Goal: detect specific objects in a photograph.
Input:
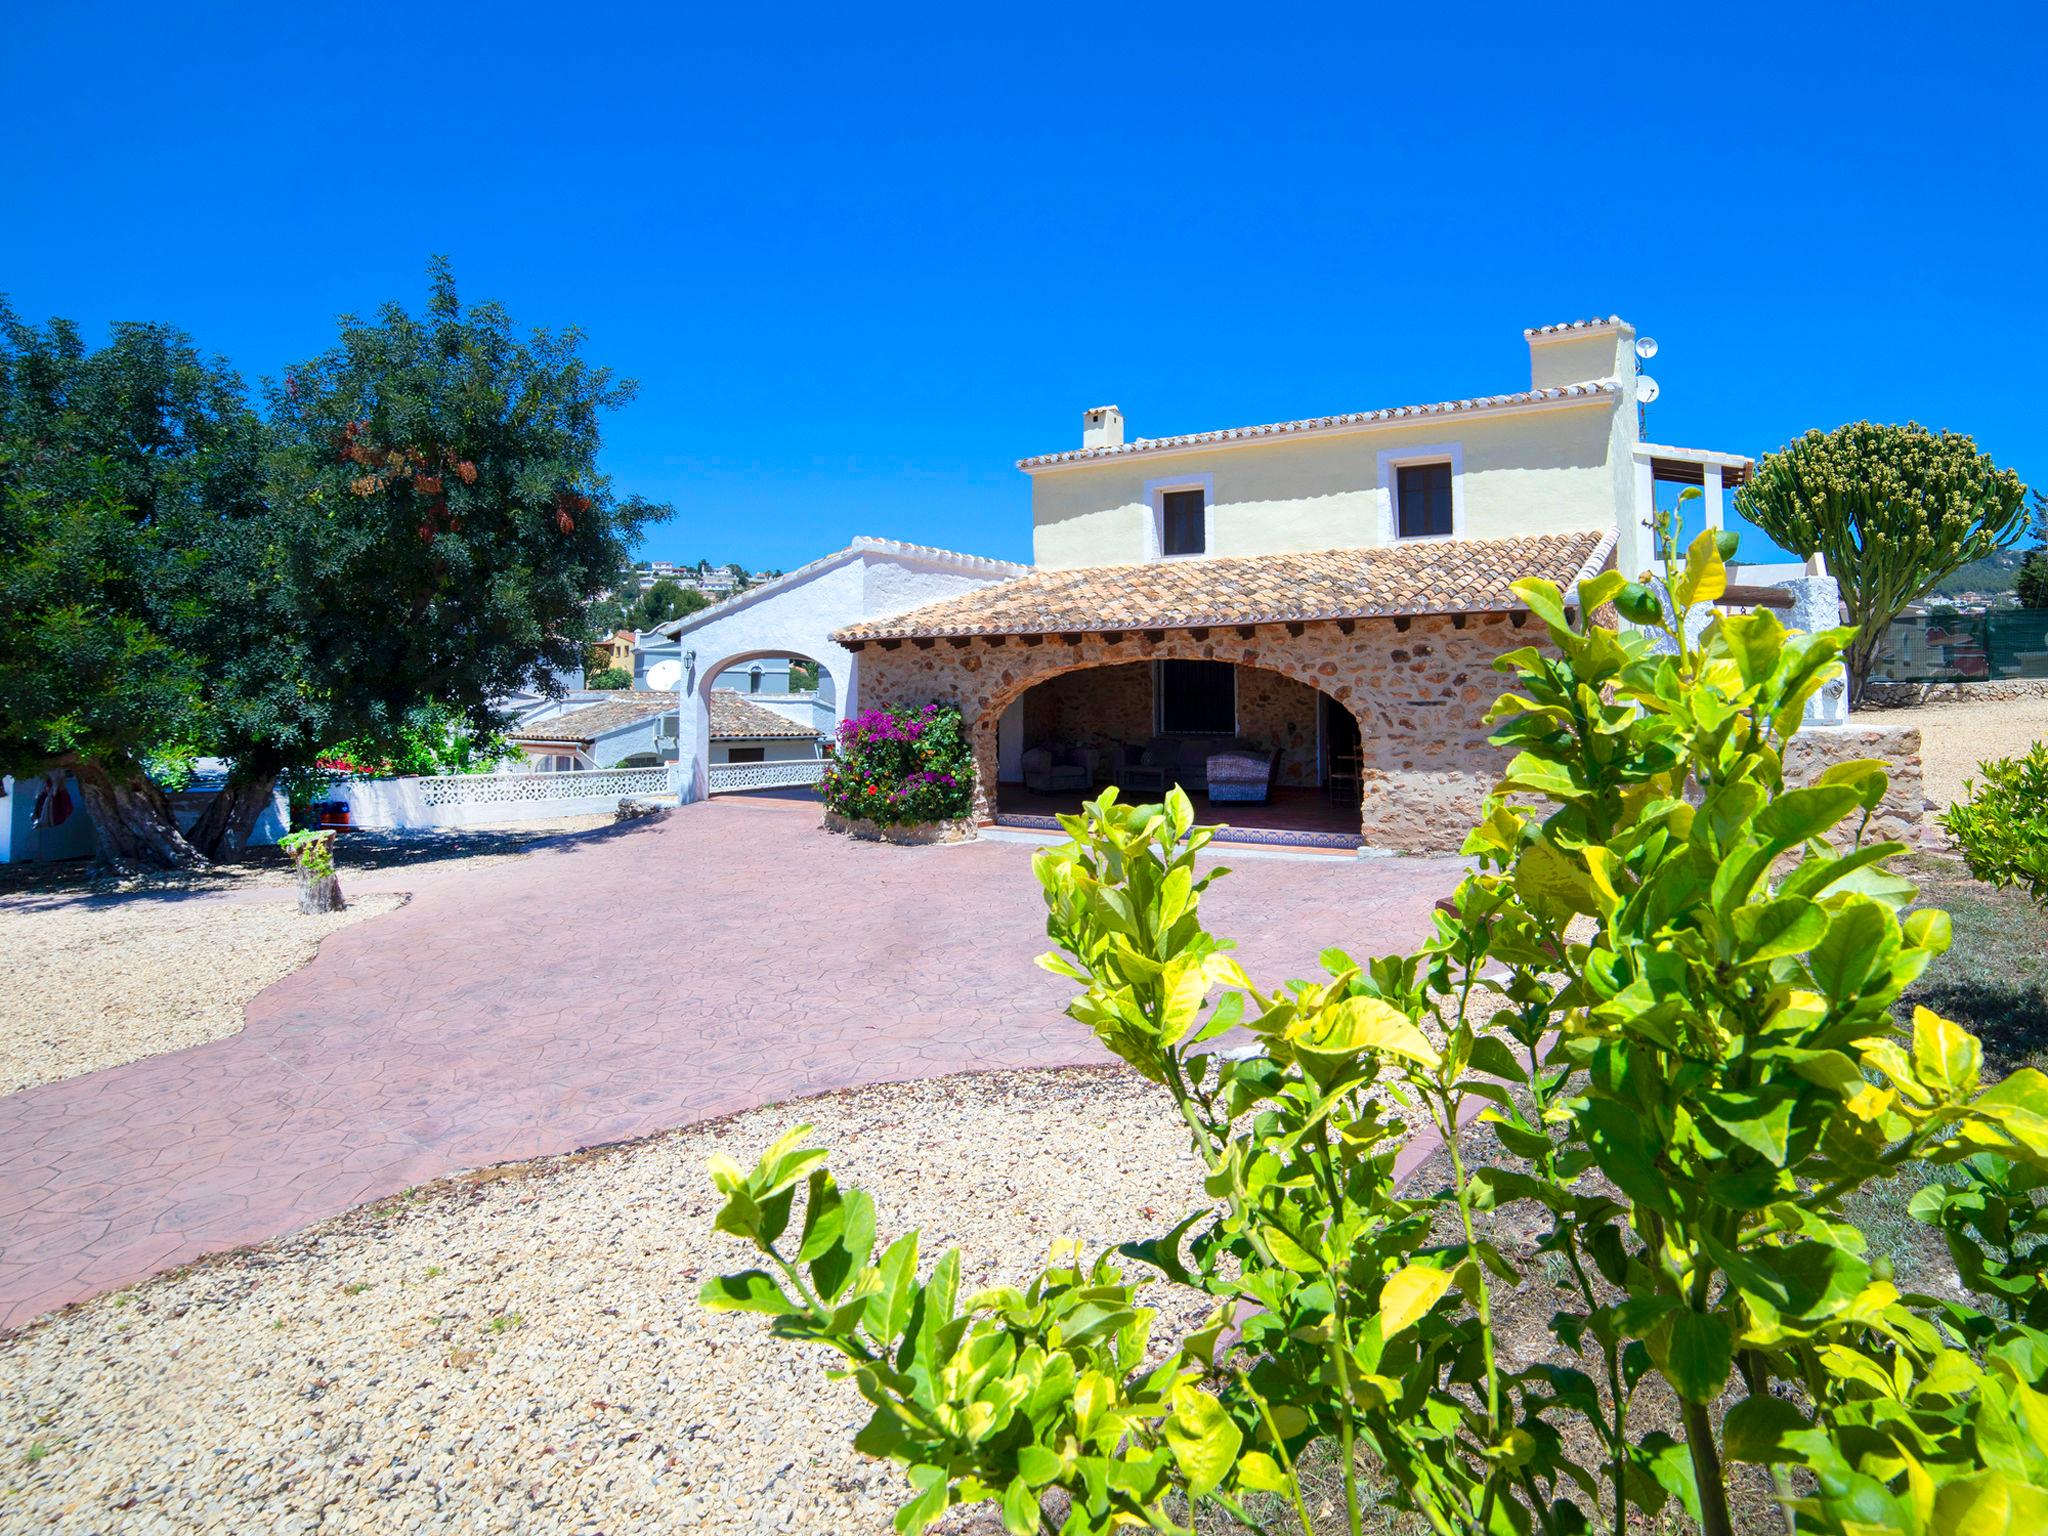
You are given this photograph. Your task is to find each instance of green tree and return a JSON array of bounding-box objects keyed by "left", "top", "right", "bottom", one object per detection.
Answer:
[
  {"left": 585, "top": 666, "right": 632, "bottom": 689},
  {"left": 1735, "top": 422, "right": 2028, "bottom": 699},
  {"left": 2016, "top": 493, "right": 2048, "bottom": 609},
  {"left": 629, "top": 578, "right": 708, "bottom": 629},
  {"left": 0, "top": 306, "right": 271, "bottom": 867},
  {"left": 204, "top": 258, "right": 670, "bottom": 855}
]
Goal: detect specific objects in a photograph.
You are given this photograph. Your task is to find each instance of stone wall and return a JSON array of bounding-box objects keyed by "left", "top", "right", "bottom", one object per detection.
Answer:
[
  {"left": 1859, "top": 677, "right": 2048, "bottom": 710},
  {"left": 1019, "top": 661, "right": 1325, "bottom": 787},
  {"left": 853, "top": 614, "right": 1536, "bottom": 852},
  {"left": 1782, "top": 723, "right": 1930, "bottom": 848}
]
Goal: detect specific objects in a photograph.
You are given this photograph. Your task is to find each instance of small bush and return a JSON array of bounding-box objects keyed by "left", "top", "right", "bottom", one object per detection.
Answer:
[
  {"left": 1942, "top": 742, "right": 2048, "bottom": 909},
  {"left": 821, "top": 703, "right": 972, "bottom": 826},
  {"left": 585, "top": 666, "right": 632, "bottom": 690},
  {"left": 706, "top": 528, "right": 2048, "bottom": 1536}
]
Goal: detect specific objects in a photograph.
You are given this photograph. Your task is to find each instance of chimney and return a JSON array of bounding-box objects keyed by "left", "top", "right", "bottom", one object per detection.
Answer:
[{"left": 1082, "top": 405, "right": 1124, "bottom": 450}]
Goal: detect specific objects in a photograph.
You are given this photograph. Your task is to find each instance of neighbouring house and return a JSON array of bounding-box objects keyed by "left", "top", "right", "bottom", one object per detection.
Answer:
[
  {"left": 591, "top": 629, "right": 637, "bottom": 674},
  {"left": 650, "top": 538, "right": 1027, "bottom": 799},
  {"left": 508, "top": 690, "right": 680, "bottom": 771},
  {"left": 828, "top": 315, "right": 1923, "bottom": 851},
  {"left": 706, "top": 691, "right": 826, "bottom": 766}
]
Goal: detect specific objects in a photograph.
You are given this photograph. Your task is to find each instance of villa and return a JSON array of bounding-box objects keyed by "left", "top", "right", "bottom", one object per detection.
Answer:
[{"left": 659, "top": 316, "right": 1919, "bottom": 849}]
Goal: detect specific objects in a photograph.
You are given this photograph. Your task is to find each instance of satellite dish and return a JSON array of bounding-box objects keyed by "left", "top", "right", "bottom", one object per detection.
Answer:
[
  {"left": 1635, "top": 336, "right": 1659, "bottom": 360},
  {"left": 646, "top": 659, "right": 683, "bottom": 690},
  {"left": 1637, "top": 376, "right": 1661, "bottom": 404}
]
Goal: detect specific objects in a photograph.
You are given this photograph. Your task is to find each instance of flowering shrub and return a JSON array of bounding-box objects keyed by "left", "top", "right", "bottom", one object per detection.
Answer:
[{"left": 821, "top": 703, "right": 973, "bottom": 827}]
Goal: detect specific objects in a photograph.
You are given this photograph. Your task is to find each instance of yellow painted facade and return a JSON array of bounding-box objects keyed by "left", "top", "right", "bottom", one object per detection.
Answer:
[{"left": 1025, "top": 323, "right": 1642, "bottom": 570}]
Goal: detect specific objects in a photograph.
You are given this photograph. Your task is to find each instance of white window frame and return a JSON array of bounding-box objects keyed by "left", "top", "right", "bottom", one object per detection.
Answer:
[
  {"left": 1377, "top": 442, "right": 1465, "bottom": 543},
  {"left": 1144, "top": 471, "right": 1216, "bottom": 561}
]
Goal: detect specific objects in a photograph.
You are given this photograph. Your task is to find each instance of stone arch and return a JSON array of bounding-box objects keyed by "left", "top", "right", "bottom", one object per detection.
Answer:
[
  {"left": 951, "top": 632, "right": 1372, "bottom": 836},
  {"left": 852, "top": 613, "right": 1526, "bottom": 852}
]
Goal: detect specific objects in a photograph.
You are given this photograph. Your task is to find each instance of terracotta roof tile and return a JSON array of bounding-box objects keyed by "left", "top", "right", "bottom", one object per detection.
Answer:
[
  {"left": 1016, "top": 383, "right": 1618, "bottom": 469},
  {"left": 509, "top": 692, "right": 677, "bottom": 746},
  {"left": 833, "top": 531, "right": 1615, "bottom": 642},
  {"left": 706, "top": 692, "right": 820, "bottom": 739}
]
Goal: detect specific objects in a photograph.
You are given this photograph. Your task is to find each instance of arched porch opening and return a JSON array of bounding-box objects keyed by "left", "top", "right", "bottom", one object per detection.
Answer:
[
  {"left": 687, "top": 646, "right": 840, "bottom": 798},
  {"left": 984, "top": 653, "right": 1370, "bottom": 848}
]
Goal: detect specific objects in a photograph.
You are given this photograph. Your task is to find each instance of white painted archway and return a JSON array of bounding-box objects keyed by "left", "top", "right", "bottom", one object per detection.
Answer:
[{"left": 650, "top": 538, "right": 1025, "bottom": 802}]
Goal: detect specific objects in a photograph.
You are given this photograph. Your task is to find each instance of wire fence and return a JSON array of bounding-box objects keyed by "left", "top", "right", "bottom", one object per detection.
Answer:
[{"left": 1868, "top": 609, "right": 2048, "bottom": 684}]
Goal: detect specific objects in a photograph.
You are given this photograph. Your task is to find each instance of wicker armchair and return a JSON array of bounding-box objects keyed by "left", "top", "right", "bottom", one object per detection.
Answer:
[{"left": 1204, "top": 744, "right": 1280, "bottom": 804}]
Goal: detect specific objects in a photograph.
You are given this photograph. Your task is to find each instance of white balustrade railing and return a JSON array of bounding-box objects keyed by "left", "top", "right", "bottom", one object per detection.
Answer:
[
  {"left": 707, "top": 759, "right": 826, "bottom": 794},
  {"left": 416, "top": 767, "right": 673, "bottom": 808}
]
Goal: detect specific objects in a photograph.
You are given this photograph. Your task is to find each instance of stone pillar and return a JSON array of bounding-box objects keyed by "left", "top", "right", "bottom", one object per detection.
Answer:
[{"left": 1701, "top": 463, "right": 1724, "bottom": 531}]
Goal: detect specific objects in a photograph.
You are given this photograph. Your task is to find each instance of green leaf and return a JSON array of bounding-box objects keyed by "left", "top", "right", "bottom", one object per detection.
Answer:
[
  {"left": 1165, "top": 1383, "right": 1242, "bottom": 1499},
  {"left": 1723, "top": 1395, "right": 1814, "bottom": 1462},
  {"left": 1912, "top": 1006, "right": 1982, "bottom": 1096},
  {"left": 1236, "top": 1450, "right": 1291, "bottom": 1494},
  {"left": 864, "top": 1231, "right": 920, "bottom": 1345},
  {"left": 1731, "top": 896, "right": 1827, "bottom": 966},
  {"left": 1000, "top": 1475, "right": 1040, "bottom": 1536},
  {"left": 1017, "top": 1445, "right": 1064, "bottom": 1488},
  {"left": 698, "top": 1269, "right": 796, "bottom": 1315},
  {"left": 1653, "top": 1309, "right": 1732, "bottom": 1404},
  {"left": 1808, "top": 898, "right": 1887, "bottom": 1001},
  {"left": 1379, "top": 1264, "right": 1453, "bottom": 1337},
  {"left": 1511, "top": 577, "right": 1571, "bottom": 633},
  {"left": 1700, "top": 1087, "right": 1797, "bottom": 1167}
]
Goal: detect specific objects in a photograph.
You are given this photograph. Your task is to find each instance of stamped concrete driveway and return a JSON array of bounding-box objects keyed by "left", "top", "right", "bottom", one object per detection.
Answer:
[{"left": 0, "top": 795, "right": 1464, "bottom": 1329}]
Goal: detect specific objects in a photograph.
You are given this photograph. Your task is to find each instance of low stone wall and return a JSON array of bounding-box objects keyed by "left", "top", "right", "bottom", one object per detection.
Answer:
[
  {"left": 822, "top": 810, "right": 976, "bottom": 845},
  {"left": 1859, "top": 678, "right": 2048, "bottom": 710},
  {"left": 1782, "top": 723, "right": 1929, "bottom": 846}
]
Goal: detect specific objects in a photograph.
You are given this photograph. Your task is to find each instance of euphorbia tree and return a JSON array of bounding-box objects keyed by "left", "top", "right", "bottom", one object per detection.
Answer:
[
  {"left": 704, "top": 529, "right": 2048, "bottom": 1535},
  {"left": 1733, "top": 422, "right": 2028, "bottom": 700}
]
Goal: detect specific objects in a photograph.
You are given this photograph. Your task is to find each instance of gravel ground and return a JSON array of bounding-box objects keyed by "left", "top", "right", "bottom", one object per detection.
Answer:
[
  {"left": 0, "top": 1068, "right": 1215, "bottom": 1536},
  {"left": 1877, "top": 696, "right": 2048, "bottom": 809},
  {"left": 0, "top": 816, "right": 617, "bottom": 902},
  {"left": 0, "top": 891, "right": 406, "bottom": 1096}
]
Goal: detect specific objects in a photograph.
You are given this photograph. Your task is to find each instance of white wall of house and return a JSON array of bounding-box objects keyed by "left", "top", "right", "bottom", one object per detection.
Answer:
[
  {"left": 658, "top": 539, "right": 1024, "bottom": 802},
  {"left": 0, "top": 774, "right": 95, "bottom": 864},
  {"left": 709, "top": 737, "right": 820, "bottom": 765},
  {"left": 1025, "top": 323, "right": 1647, "bottom": 570}
]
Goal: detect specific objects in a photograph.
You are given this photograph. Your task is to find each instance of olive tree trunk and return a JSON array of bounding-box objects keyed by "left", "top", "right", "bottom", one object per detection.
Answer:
[
  {"left": 188, "top": 769, "right": 282, "bottom": 862},
  {"left": 69, "top": 759, "right": 209, "bottom": 872}
]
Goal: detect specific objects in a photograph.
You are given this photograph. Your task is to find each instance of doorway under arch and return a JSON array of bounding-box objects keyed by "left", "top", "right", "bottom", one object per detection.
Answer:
[{"left": 687, "top": 647, "right": 839, "bottom": 798}]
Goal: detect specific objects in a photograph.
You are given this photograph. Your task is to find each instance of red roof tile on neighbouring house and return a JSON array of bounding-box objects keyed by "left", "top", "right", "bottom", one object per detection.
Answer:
[
  {"left": 832, "top": 530, "right": 1615, "bottom": 642},
  {"left": 508, "top": 692, "right": 678, "bottom": 746},
  {"left": 706, "top": 692, "right": 819, "bottom": 740}
]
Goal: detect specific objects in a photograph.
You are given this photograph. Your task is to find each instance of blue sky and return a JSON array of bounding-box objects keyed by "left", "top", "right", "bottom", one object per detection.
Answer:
[{"left": 5, "top": 2, "right": 2042, "bottom": 569}]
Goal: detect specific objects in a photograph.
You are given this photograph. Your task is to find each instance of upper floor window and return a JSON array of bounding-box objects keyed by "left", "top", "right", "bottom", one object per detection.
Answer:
[
  {"left": 1396, "top": 461, "right": 1454, "bottom": 538},
  {"left": 1161, "top": 487, "right": 1206, "bottom": 556},
  {"left": 748, "top": 665, "right": 764, "bottom": 694}
]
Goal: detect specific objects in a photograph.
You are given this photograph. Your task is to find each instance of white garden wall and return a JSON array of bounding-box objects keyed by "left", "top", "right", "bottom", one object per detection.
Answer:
[{"left": 336, "top": 767, "right": 671, "bottom": 829}]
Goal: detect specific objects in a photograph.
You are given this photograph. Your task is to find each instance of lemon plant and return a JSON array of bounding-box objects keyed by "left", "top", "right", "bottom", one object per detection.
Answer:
[{"left": 703, "top": 529, "right": 2048, "bottom": 1536}]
